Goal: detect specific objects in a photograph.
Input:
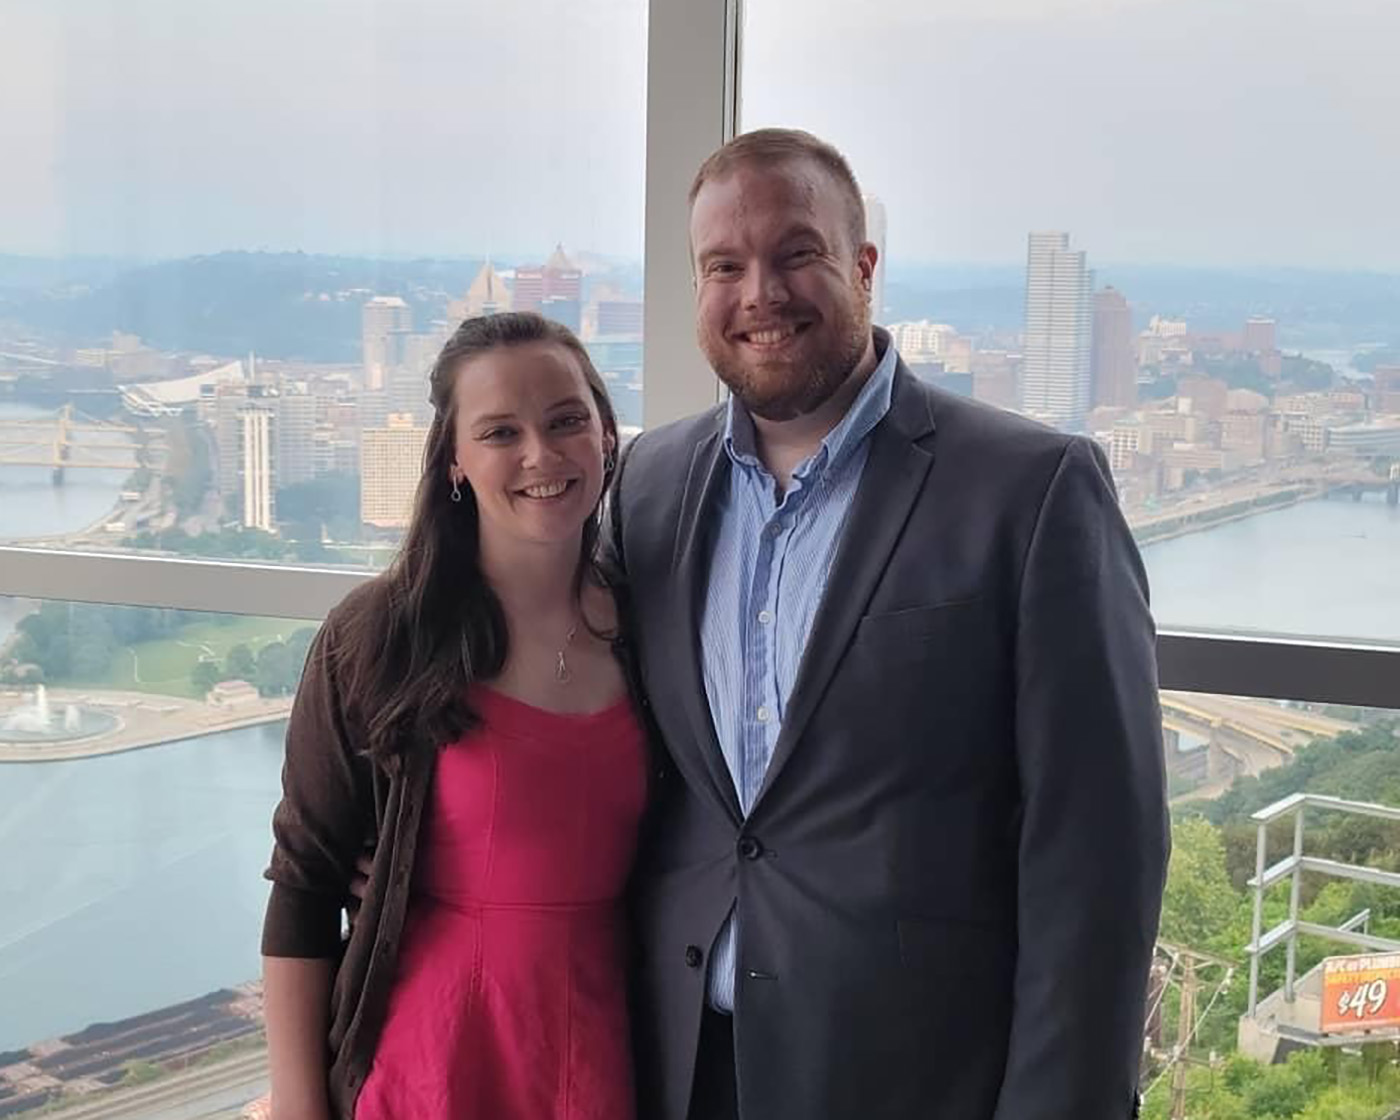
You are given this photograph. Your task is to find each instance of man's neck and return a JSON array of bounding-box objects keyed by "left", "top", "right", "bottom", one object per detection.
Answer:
[{"left": 751, "top": 334, "right": 879, "bottom": 492}]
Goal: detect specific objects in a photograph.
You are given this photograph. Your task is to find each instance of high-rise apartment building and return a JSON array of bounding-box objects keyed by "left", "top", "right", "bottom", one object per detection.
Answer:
[{"left": 1021, "top": 231, "right": 1093, "bottom": 431}]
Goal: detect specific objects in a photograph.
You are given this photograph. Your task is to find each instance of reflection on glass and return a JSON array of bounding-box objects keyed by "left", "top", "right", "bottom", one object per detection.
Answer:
[
  {"left": 741, "top": 0, "right": 1400, "bottom": 644},
  {"left": 0, "top": 0, "right": 646, "bottom": 567},
  {"left": 1151, "top": 695, "right": 1400, "bottom": 1115},
  {"left": 0, "top": 597, "right": 307, "bottom": 1115}
]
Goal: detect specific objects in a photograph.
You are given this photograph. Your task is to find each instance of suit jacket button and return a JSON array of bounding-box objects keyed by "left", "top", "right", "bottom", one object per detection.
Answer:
[
  {"left": 738, "top": 836, "right": 764, "bottom": 861},
  {"left": 684, "top": 945, "right": 704, "bottom": 969}
]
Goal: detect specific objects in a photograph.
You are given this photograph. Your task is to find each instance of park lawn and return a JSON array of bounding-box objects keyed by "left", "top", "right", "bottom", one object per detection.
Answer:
[{"left": 70, "top": 615, "right": 312, "bottom": 699}]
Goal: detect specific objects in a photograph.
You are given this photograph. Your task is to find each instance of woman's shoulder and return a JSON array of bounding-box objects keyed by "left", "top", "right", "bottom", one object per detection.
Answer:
[{"left": 326, "top": 574, "right": 397, "bottom": 634}]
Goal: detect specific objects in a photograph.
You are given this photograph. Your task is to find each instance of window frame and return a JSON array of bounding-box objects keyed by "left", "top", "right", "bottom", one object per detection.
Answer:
[{"left": 0, "top": 0, "right": 1395, "bottom": 714}]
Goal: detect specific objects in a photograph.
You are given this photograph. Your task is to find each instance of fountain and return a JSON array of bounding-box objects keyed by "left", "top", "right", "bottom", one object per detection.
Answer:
[
  {"left": 0, "top": 684, "right": 52, "bottom": 733},
  {"left": 0, "top": 685, "right": 118, "bottom": 744}
]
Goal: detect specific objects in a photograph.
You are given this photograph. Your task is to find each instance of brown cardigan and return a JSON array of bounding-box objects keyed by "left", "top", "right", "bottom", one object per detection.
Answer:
[{"left": 261, "top": 579, "right": 652, "bottom": 1119}]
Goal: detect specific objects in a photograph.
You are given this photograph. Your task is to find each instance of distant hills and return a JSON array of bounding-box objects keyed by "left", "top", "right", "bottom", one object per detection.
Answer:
[
  {"left": 0, "top": 252, "right": 1395, "bottom": 362},
  {"left": 883, "top": 261, "right": 1400, "bottom": 347}
]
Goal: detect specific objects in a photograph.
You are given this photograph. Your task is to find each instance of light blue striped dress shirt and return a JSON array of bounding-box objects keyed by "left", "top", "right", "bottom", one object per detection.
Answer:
[{"left": 699, "top": 334, "right": 899, "bottom": 1012}]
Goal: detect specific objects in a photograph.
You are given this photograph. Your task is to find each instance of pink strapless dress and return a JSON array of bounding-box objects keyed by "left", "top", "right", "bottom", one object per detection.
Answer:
[{"left": 355, "top": 686, "right": 647, "bottom": 1120}]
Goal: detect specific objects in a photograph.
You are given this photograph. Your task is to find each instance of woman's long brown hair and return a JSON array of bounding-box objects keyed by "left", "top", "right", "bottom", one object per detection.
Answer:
[{"left": 336, "top": 312, "right": 620, "bottom": 763}]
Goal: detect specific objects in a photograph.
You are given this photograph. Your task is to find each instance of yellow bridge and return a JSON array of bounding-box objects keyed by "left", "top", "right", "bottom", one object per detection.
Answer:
[{"left": 0, "top": 404, "right": 165, "bottom": 484}]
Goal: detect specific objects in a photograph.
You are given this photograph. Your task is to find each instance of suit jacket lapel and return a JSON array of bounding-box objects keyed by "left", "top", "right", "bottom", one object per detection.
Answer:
[
  {"left": 752, "top": 366, "right": 937, "bottom": 812},
  {"left": 668, "top": 422, "right": 744, "bottom": 824}
]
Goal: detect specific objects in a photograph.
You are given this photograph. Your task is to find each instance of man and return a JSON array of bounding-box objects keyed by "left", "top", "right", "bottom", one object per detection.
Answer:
[{"left": 611, "top": 129, "right": 1169, "bottom": 1120}]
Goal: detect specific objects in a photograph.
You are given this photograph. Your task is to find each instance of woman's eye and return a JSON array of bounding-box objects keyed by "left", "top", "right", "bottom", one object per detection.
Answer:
[
  {"left": 481, "top": 428, "right": 514, "bottom": 442},
  {"left": 555, "top": 414, "right": 588, "bottom": 430}
]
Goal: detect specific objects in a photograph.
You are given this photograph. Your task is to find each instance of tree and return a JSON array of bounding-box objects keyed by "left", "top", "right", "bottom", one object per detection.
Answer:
[
  {"left": 191, "top": 659, "right": 221, "bottom": 697},
  {"left": 225, "top": 643, "right": 257, "bottom": 682},
  {"left": 1243, "top": 1062, "right": 1308, "bottom": 1117},
  {"left": 1161, "top": 817, "right": 1241, "bottom": 948}
]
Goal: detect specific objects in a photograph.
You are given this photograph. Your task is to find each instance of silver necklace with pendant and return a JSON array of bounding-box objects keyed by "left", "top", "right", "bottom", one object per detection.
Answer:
[{"left": 555, "top": 623, "right": 579, "bottom": 684}]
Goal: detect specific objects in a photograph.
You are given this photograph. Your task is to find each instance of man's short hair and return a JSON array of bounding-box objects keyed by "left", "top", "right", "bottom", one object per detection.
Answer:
[{"left": 688, "top": 128, "right": 867, "bottom": 251}]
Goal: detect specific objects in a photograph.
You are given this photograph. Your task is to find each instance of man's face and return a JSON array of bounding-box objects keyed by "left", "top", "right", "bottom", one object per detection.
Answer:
[{"left": 690, "top": 159, "right": 878, "bottom": 422}]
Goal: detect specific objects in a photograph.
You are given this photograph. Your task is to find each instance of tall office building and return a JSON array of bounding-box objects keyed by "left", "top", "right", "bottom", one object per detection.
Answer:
[
  {"left": 362, "top": 296, "right": 413, "bottom": 391},
  {"left": 361, "top": 414, "right": 430, "bottom": 529},
  {"left": 863, "top": 195, "right": 887, "bottom": 324},
  {"left": 275, "top": 389, "right": 317, "bottom": 488},
  {"left": 212, "top": 380, "right": 250, "bottom": 503},
  {"left": 1091, "top": 287, "right": 1138, "bottom": 410},
  {"left": 240, "top": 406, "right": 275, "bottom": 532},
  {"left": 597, "top": 300, "right": 643, "bottom": 336},
  {"left": 1021, "top": 231, "right": 1093, "bottom": 431},
  {"left": 1242, "top": 317, "right": 1277, "bottom": 354},
  {"left": 513, "top": 245, "right": 582, "bottom": 315},
  {"left": 450, "top": 259, "right": 512, "bottom": 320}
]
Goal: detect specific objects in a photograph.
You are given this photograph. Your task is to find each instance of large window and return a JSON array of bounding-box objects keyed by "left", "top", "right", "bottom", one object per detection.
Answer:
[
  {"left": 741, "top": 0, "right": 1400, "bottom": 646},
  {"left": 1, "top": 2, "right": 1398, "bottom": 1117},
  {"left": 0, "top": 0, "right": 647, "bottom": 567},
  {"left": 0, "top": 596, "right": 306, "bottom": 1115}
]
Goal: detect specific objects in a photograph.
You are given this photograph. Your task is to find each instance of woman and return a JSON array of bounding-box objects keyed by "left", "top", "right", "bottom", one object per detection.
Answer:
[{"left": 260, "top": 312, "right": 646, "bottom": 1120}]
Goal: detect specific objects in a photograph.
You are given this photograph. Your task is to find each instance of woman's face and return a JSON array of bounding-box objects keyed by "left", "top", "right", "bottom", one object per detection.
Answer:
[{"left": 449, "top": 341, "right": 613, "bottom": 552}]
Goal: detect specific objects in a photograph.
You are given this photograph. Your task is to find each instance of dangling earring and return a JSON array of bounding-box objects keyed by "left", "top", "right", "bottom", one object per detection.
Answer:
[
  {"left": 451, "top": 478, "right": 462, "bottom": 503},
  {"left": 603, "top": 452, "right": 616, "bottom": 474}
]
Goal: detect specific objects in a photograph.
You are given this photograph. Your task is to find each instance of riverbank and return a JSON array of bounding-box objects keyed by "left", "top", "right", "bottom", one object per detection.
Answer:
[{"left": 0, "top": 687, "right": 290, "bottom": 762}]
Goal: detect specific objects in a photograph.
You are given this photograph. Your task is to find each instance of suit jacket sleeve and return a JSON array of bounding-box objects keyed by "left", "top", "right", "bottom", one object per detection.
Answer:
[
  {"left": 993, "top": 437, "right": 1170, "bottom": 1120},
  {"left": 599, "top": 435, "right": 637, "bottom": 587}
]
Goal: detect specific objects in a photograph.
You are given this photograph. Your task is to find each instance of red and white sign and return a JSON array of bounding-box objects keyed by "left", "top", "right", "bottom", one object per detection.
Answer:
[{"left": 1321, "top": 953, "right": 1400, "bottom": 1034}]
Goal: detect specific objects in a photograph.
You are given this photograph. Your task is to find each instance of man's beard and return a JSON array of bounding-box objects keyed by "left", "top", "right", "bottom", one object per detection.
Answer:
[{"left": 701, "top": 286, "right": 871, "bottom": 422}]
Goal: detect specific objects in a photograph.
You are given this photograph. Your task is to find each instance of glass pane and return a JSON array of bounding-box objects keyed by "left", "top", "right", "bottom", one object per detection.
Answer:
[
  {"left": 0, "top": 0, "right": 647, "bottom": 567},
  {"left": 1150, "top": 693, "right": 1400, "bottom": 1113},
  {"left": 740, "top": 0, "right": 1399, "bottom": 646},
  {"left": 0, "top": 595, "right": 311, "bottom": 1114}
]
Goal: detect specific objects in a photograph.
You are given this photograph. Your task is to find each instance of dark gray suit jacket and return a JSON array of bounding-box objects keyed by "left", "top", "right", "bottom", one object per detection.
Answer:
[{"left": 612, "top": 362, "right": 1169, "bottom": 1120}]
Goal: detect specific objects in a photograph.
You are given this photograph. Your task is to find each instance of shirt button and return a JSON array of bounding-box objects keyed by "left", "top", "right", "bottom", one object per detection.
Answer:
[
  {"left": 757, "top": 610, "right": 772, "bottom": 625},
  {"left": 756, "top": 706, "right": 771, "bottom": 723},
  {"left": 767, "top": 523, "right": 782, "bottom": 538}
]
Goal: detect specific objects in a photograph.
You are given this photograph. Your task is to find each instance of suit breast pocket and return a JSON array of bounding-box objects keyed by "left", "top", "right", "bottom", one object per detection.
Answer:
[{"left": 851, "top": 597, "right": 991, "bottom": 668}]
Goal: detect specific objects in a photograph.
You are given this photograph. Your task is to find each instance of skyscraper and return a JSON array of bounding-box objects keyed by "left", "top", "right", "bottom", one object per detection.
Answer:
[
  {"left": 362, "top": 296, "right": 413, "bottom": 391},
  {"left": 1021, "top": 231, "right": 1093, "bottom": 431},
  {"left": 361, "top": 414, "right": 430, "bottom": 529},
  {"left": 863, "top": 195, "right": 887, "bottom": 324},
  {"left": 275, "top": 388, "right": 317, "bottom": 489},
  {"left": 240, "top": 406, "right": 275, "bottom": 532},
  {"left": 450, "top": 259, "right": 512, "bottom": 320},
  {"left": 1091, "top": 287, "right": 1137, "bottom": 410},
  {"left": 1242, "top": 317, "right": 1277, "bottom": 354},
  {"left": 513, "top": 245, "right": 582, "bottom": 316}
]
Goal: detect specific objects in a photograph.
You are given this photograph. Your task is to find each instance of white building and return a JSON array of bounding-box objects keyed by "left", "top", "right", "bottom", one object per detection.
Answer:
[
  {"left": 1021, "top": 231, "right": 1093, "bottom": 431},
  {"left": 240, "top": 406, "right": 275, "bottom": 532}
]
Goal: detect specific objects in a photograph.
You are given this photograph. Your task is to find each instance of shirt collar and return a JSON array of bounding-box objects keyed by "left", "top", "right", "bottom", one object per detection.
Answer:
[{"left": 723, "top": 325, "right": 899, "bottom": 478}]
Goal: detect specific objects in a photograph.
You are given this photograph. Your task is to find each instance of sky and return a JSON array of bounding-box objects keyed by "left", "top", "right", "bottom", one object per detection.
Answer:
[{"left": 2, "top": 0, "right": 1397, "bottom": 269}]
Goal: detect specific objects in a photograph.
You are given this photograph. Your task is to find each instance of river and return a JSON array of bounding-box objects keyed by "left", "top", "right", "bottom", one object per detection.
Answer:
[
  {"left": 0, "top": 402, "right": 134, "bottom": 542},
  {"left": 0, "top": 474, "right": 1397, "bottom": 1051}
]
